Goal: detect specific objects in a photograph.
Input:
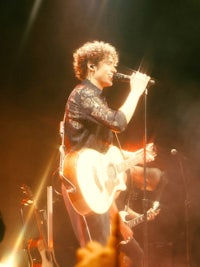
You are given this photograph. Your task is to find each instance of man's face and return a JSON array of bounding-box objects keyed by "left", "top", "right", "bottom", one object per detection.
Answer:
[{"left": 92, "top": 56, "right": 117, "bottom": 89}]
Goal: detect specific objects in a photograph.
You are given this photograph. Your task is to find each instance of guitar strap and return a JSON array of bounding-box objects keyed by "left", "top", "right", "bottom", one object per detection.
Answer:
[
  {"left": 59, "top": 117, "right": 66, "bottom": 175},
  {"left": 114, "top": 132, "right": 125, "bottom": 159},
  {"left": 59, "top": 115, "right": 76, "bottom": 192}
]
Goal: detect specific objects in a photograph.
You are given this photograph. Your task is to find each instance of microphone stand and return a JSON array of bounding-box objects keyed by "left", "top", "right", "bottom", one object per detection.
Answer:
[
  {"left": 176, "top": 155, "right": 191, "bottom": 267},
  {"left": 143, "top": 88, "right": 149, "bottom": 267}
]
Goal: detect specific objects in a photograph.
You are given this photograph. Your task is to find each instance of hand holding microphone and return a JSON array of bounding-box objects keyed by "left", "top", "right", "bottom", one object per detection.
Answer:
[
  {"left": 128, "top": 71, "right": 151, "bottom": 97},
  {"left": 118, "top": 71, "right": 153, "bottom": 123},
  {"left": 114, "top": 71, "right": 155, "bottom": 85}
]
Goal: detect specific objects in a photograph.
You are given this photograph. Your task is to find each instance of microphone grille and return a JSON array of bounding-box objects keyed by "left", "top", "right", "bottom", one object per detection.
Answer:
[
  {"left": 113, "top": 73, "right": 130, "bottom": 82},
  {"left": 171, "top": 149, "right": 178, "bottom": 155}
]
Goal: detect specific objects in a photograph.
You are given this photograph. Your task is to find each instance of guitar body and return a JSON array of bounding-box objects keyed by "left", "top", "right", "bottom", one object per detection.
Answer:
[
  {"left": 37, "top": 239, "right": 58, "bottom": 267},
  {"left": 27, "top": 239, "right": 55, "bottom": 267},
  {"left": 27, "top": 238, "right": 42, "bottom": 267},
  {"left": 62, "top": 146, "right": 127, "bottom": 215}
]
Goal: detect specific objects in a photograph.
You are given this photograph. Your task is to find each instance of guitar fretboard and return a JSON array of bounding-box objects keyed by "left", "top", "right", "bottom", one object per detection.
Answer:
[{"left": 116, "top": 149, "right": 144, "bottom": 173}]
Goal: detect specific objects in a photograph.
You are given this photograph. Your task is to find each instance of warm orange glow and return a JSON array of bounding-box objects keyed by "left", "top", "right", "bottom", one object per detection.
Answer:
[
  {"left": 0, "top": 154, "right": 56, "bottom": 266},
  {"left": 0, "top": 254, "right": 16, "bottom": 267}
]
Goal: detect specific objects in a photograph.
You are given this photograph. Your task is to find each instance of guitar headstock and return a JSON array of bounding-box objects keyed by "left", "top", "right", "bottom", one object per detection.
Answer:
[
  {"left": 146, "top": 142, "right": 157, "bottom": 162},
  {"left": 147, "top": 201, "right": 160, "bottom": 221},
  {"left": 21, "top": 184, "right": 34, "bottom": 206}
]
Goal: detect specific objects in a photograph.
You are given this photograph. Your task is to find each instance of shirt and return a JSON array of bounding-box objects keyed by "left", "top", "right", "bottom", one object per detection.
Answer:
[{"left": 64, "top": 79, "right": 127, "bottom": 153}]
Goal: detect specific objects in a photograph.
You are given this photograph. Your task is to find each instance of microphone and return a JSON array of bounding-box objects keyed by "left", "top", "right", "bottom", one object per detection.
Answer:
[
  {"left": 170, "top": 148, "right": 187, "bottom": 160},
  {"left": 113, "top": 72, "right": 155, "bottom": 85},
  {"left": 170, "top": 148, "right": 178, "bottom": 156}
]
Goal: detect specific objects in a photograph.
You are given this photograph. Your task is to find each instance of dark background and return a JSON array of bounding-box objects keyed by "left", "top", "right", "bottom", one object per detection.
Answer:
[{"left": 1, "top": 0, "right": 200, "bottom": 266}]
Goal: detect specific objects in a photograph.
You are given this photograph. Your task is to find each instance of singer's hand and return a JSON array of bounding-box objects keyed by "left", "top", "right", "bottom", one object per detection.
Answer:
[{"left": 130, "top": 71, "right": 150, "bottom": 96}]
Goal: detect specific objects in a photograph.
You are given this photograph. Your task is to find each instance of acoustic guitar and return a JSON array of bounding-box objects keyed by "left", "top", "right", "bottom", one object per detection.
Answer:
[{"left": 61, "top": 143, "right": 156, "bottom": 215}]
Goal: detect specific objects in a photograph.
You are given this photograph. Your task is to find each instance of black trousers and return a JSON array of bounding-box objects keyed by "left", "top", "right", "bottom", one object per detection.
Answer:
[
  {"left": 62, "top": 183, "right": 110, "bottom": 247},
  {"left": 62, "top": 183, "right": 144, "bottom": 267},
  {"left": 119, "top": 238, "right": 144, "bottom": 267}
]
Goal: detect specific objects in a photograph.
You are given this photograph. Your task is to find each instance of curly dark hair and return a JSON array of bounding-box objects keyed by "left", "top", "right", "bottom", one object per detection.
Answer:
[{"left": 73, "top": 40, "right": 119, "bottom": 80}]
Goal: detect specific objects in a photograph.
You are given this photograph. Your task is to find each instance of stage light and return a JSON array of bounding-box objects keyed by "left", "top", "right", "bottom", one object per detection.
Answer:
[{"left": 0, "top": 255, "right": 15, "bottom": 267}]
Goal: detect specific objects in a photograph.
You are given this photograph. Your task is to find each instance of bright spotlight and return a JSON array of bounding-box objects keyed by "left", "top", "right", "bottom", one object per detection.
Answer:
[{"left": 0, "top": 257, "right": 14, "bottom": 267}]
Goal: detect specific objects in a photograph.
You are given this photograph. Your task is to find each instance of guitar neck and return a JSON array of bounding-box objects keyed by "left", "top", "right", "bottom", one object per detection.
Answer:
[
  {"left": 125, "top": 203, "right": 160, "bottom": 229},
  {"left": 116, "top": 148, "right": 144, "bottom": 173},
  {"left": 34, "top": 207, "right": 48, "bottom": 248},
  {"left": 127, "top": 214, "right": 145, "bottom": 229}
]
